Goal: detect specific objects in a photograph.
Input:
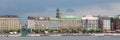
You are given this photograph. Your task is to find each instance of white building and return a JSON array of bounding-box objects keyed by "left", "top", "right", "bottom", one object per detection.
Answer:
[
  {"left": 102, "top": 16, "right": 111, "bottom": 32},
  {"left": 82, "top": 15, "right": 99, "bottom": 30}
]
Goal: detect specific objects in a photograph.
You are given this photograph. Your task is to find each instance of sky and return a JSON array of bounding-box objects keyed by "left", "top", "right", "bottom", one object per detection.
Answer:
[{"left": 0, "top": 0, "right": 120, "bottom": 25}]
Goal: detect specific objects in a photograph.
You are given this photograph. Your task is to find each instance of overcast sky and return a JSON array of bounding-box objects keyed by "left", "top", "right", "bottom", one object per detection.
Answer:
[{"left": 0, "top": 0, "right": 120, "bottom": 25}]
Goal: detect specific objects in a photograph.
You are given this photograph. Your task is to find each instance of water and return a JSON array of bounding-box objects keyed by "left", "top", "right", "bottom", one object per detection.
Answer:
[{"left": 0, "top": 36, "right": 120, "bottom": 40}]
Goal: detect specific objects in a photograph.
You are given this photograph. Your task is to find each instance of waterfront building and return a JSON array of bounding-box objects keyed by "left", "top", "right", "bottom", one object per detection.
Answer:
[
  {"left": 82, "top": 15, "right": 99, "bottom": 30},
  {"left": 50, "top": 18, "right": 59, "bottom": 29},
  {"left": 98, "top": 15, "right": 103, "bottom": 30},
  {"left": 27, "top": 16, "right": 50, "bottom": 29},
  {"left": 102, "top": 16, "right": 111, "bottom": 32},
  {"left": 58, "top": 16, "right": 82, "bottom": 29},
  {"left": 112, "top": 15, "right": 120, "bottom": 32},
  {"left": 0, "top": 15, "right": 21, "bottom": 32},
  {"left": 55, "top": 8, "right": 82, "bottom": 29}
]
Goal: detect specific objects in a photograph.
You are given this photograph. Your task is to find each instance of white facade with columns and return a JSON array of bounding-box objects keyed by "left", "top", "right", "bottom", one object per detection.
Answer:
[{"left": 82, "top": 15, "right": 99, "bottom": 30}]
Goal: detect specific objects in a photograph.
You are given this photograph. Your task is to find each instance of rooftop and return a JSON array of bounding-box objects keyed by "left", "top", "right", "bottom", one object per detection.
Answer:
[
  {"left": 0, "top": 15, "right": 18, "bottom": 18},
  {"left": 60, "top": 15, "right": 78, "bottom": 19},
  {"left": 50, "top": 18, "right": 59, "bottom": 21},
  {"left": 28, "top": 16, "right": 50, "bottom": 20},
  {"left": 50, "top": 15, "right": 81, "bottom": 21}
]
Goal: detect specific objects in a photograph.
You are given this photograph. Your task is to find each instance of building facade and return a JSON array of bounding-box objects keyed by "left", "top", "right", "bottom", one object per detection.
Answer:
[
  {"left": 58, "top": 16, "right": 82, "bottom": 29},
  {"left": 98, "top": 15, "right": 103, "bottom": 30},
  {"left": 27, "top": 16, "right": 50, "bottom": 29},
  {"left": 102, "top": 16, "right": 111, "bottom": 32},
  {"left": 112, "top": 15, "right": 120, "bottom": 32},
  {"left": 50, "top": 18, "right": 59, "bottom": 29},
  {"left": 0, "top": 15, "right": 21, "bottom": 31},
  {"left": 82, "top": 15, "right": 99, "bottom": 30}
]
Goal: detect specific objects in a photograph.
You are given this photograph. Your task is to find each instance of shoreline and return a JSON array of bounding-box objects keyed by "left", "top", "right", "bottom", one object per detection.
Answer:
[
  {"left": 27, "top": 33, "right": 120, "bottom": 37},
  {"left": 1, "top": 33, "right": 120, "bottom": 37}
]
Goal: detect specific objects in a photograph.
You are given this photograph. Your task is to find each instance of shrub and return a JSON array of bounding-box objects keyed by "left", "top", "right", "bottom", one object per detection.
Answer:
[{"left": 88, "top": 29, "right": 95, "bottom": 33}]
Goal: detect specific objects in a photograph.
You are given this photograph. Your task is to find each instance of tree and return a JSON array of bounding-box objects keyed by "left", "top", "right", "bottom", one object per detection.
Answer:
[
  {"left": 58, "top": 29, "right": 62, "bottom": 33},
  {"left": 72, "top": 29, "right": 79, "bottom": 33},
  {"left": 9, "top": 29, "right": 14, "bottom": 32},
  {"left": 88, "top": 29, "right": 95, "bottom": 33},
  {"left": 48, "top": 29, "right": 54, "bottom": 33},
  {"left": 96, "top": 28, "right": 102, "bottom": 33},
  {"left": 40, "top": 29, "right": 45, "bottom": 33},
  {"left": 80, "top": 29, "right": 87, "bottom": 34},
  {"left": 66, "top": 29, "right": 70, "bottom": 33},
  {"left": 16, "top": 29, "right": 20, "bottom": 33},
  {"left": 58, "top": 29, "right": 71, "bottom": 33},
  {"left": 32, "top": 29, "right": 39, "bottom": 33}
]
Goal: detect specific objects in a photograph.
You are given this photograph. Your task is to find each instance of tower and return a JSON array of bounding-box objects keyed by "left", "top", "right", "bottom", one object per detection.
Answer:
[{"left": 56, "top": 8, "right": 60, "bottom": 18}]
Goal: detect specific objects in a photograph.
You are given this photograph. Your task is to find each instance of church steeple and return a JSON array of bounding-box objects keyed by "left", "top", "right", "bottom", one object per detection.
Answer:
[
  {"left": 56, "top": 8, "right": 59, "bottom": 13},
  {"left": 56, "top": 8, "right": 60, "bottom": 18}
]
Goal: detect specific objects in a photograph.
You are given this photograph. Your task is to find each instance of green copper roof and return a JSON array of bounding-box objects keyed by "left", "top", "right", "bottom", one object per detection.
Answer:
[
  {"left": 50, "top": 16, "right": 81, "bottom": 21},
  {"left": 61, "top": 16, "right": 78, "bottom": 19},
  {"left": 60, "top": 16, "right": 80, "bottom": 20},
  {"left": 59, "top": 18, "right": 80, "bottom": 20},
  {"left": 50, "top": 17, "right": 81, "bottom": 21},
  {"left": 50, "top": 18, "right": 59, "bottom": 21}
]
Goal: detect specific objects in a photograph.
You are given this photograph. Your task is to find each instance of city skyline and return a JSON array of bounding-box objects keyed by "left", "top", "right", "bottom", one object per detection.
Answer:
[{"left": 0, "top": 0, "right": 120, "bottom": 25}]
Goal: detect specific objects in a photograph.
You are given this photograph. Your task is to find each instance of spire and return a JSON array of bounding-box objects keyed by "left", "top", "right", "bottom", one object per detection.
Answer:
[
  {"left": 56, "top": 8, "right": 59, "bottom": 13},
  {"left": 56, "top": 8, "right": 60, "bottom": 18}
]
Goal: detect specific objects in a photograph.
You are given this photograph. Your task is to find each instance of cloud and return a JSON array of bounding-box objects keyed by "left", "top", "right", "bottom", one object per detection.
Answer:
[
  {"left": 71, "top": 2, "right": 120, "bottom": 17},
  {"left": 19, "top": 2, "right": 120, "bottom": 25},
  {"left": 66, "top": 8, "right": 75, "bottom": 12},
  {"left": 0, "top": 0, "right": 119, "bottom": 26},
  {"left": 20, "top": 8, "right": 57, "bottom": 25}
]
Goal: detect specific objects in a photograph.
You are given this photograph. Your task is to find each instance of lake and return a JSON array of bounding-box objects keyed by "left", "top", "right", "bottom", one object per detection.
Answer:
[{"left": 0, "top": 36, "right": 120, "bottom": 40}]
